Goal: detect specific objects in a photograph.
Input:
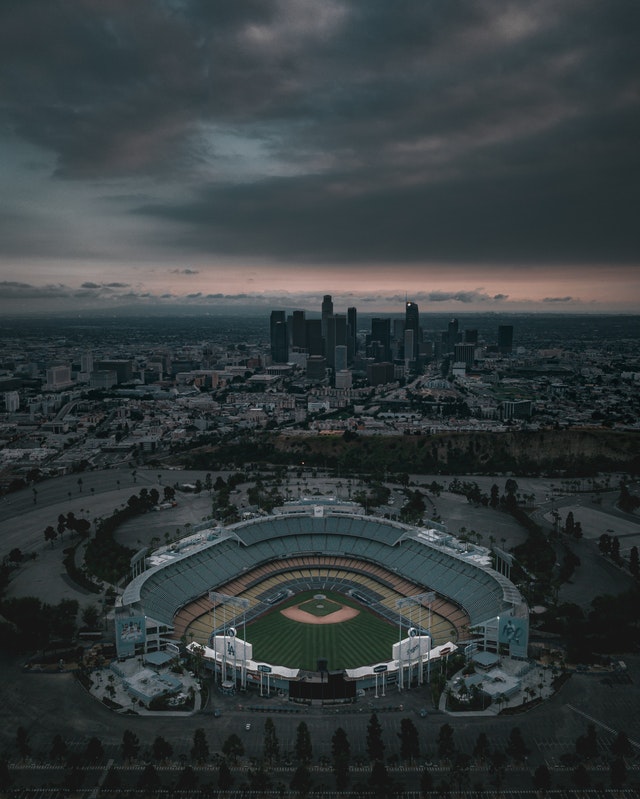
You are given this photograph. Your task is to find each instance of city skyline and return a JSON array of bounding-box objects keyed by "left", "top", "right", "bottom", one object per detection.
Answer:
[{"left": 1, "top": 1, "right": 639, "bottom": 316}]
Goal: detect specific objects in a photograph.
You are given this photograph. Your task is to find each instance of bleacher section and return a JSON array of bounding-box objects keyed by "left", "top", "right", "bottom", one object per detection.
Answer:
[{"left": 124, "top": 513, "right": 522, "bottom": 637}]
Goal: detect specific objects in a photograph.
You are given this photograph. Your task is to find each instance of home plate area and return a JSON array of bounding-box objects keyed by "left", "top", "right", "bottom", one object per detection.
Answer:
[{"left": 280, "top": 593, "right": 360, "bottom": 624}]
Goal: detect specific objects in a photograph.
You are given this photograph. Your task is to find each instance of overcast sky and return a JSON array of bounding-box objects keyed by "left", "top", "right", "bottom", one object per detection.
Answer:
[{"left": 1, "top": 0, "right": 639, "bottom": 316}]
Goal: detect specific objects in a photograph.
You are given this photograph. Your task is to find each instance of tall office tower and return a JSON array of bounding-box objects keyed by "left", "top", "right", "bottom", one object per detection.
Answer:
[
  {"left": 370, "top": 317, "right": 392, "bottom": 362},
  {"left": 334, "top": 344, "right": 348, "bottom": 373},
  {"left": 291, "top": 310, "right": 306, "bottom": 349},
  {"left": 321, "top": 294, "right": 334, "bottom": 337},
  {"left": 405, "top": 301, "right": 420, "bottom": 359},
  {"left": 464, "top": 329, "right": 478, "bottom": 344},
  {"left": 447, "top": 318, "right": 459, "bottom": 352},
  {"left": 404, "top": 329, "right": 415, "bottom": 373},
  {"left": 498, "top": 324, "right": 514, "bottom": 354},
  {"left": 454, "top": 342, "right": 476, "bottom": 369},
  {"left": 325, "top": 314, "right": 347, "bottom": 368},
  {"left": 270, "top": 310, "right": 288, "bottom": 363},
  {"left": 347, "top": 306, "right": 357, "bottom": 362},
  {"left": 305, "top": 319, "right": 323, "bottom": 355},
  {"left": 306, "top": 355, "right": 327, "bottom": 381},
  {"left": 80, "top": 351, "right": 93, "bottom": 374}
]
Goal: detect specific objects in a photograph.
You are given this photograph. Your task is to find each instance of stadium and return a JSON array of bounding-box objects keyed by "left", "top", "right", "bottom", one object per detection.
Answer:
[{"left": 120, "top": 500, "right": 528, "bottom": 704}]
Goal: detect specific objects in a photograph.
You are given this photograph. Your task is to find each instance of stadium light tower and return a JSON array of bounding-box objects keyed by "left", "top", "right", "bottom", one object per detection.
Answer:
[
  {"left": 397, "top": 592, "right": 436, "bottom": 688},
  {"left": 209, "top": 592, "right": 250, "bottom": 689}
]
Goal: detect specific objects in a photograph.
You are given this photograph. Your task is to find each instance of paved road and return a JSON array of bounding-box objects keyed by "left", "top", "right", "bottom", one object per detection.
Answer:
[{"left": 1, "top": 652, "right": 639, "bottom": 791}]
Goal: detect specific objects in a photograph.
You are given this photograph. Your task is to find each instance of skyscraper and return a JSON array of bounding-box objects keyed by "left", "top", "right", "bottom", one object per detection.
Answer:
[
  {"left": 326, "top": 313, "right": 347, "bottom": 368},
  {"left": 347, "top": 306, "right": 357, "bottom": 362},
  {"left": 305, "top": 319, "right": 323, "bottom": 356},
  {"left": 447, "top": 318, "right": 459, "bottom": 353},
  {"left": 291, "top": 310, "right": 306, "bottom": 349},
  {"left": 498, "top": 325, "right": 514, "bottom": 354},
  {"left": 405, "top": 301, "right": 420, "bottom": 360},
  {"left": 270, "top": 310, "right": 288, "bottom": 363},
  {"left": 370, "top": 317, "right": 392, "bottom": 362},
  {"left": 321, "top": 294, "right": 333, "bottom": 337}
]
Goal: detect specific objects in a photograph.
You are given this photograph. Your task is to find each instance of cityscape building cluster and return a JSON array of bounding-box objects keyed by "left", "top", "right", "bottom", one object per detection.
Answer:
[{"left": 0, "top": 305, "right": 639, "bottom": 488}]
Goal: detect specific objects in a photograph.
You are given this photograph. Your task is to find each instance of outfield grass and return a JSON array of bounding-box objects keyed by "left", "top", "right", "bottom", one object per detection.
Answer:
[{"left": 245, "top": 590, "right": 397, "bottom": 671}]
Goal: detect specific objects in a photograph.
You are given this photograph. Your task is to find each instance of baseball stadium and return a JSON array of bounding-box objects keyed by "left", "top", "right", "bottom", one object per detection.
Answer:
[{"left": 120, "top": 500, "right": 528, "bottom": 703}]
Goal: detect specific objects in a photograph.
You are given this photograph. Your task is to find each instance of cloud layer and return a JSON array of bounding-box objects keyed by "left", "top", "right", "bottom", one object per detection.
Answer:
[{"left": 1, "top": 0, "right": 639, "bottom": 312}]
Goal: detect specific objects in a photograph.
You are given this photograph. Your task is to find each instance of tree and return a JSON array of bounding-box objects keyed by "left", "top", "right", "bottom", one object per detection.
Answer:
[
  {"left": 176, "top": 765, "right": 198, "bottom": 791},
  {"left": 572, "top": 764, "right": 591, "bottom": 788},
  {"left": 290, "top": 764, "right": 313, "bottom": 796},
  {"left": 449, "top": 751, "right": 471, "bottom": 793},
  {"left": 44, "top": 526, "right": 57, "bottom": 548},
  {"left": 629, "top": 546, "right": 639, "bottom": 579},
  {"left": 331, "top": 727, "right": 351, "bottom": 789},
  {"left": 576, "top": 723, "right": 598, "bottom": 761},
  {"left": 505, "top": 727, "right": 529, "bottom": 763},
  {"left": 473, "top": 731, "right": 490, "bottom": 762},
  {"left": 263, "top": 717, "right": 280, "bottom": 765},
  {"left": 533, "top": 764, "right": 551, "bottom": 792},
  {"left": 50, "top": 734, "right": 67, "bottom": 762},
  {"left": 488, "top": 749, "right": 507, "bottom": 795},
  {"left": 369, "top": 759, "right": 391, "bottom": 798},
  {"left": 102, "top": 768, "right": 121, "bottom": 790},
  {"left": 217, "top": 759, "right": 234, "bottom": 790},
  {"left": 248, "top": 764, "right": 272, "bottom": 793},
  {"left": 366, "top": 712, "right": 385, "bottom": 762},
  {"left": 0, "top": 759, "right": 12, "bottom": 792},
  {"left": 121, "top": 729, "right": 140, "bottom": 762},
  {"left": 564, "top": 511, "right": 575, "bottom": 535},
  {"left": 138, "top": 764, "right": 161, "bottom": 792},
  {"left": 222, "top": 733, "right": 244, "bottom": 765},
  {"left": 611, "top": 536, "right": 621, "bottom": 561},
  {"left": 152, "top": 735, "right": 173, "bottom": 762},
  {"left": 15, "top": 727, "right": 30, "bottom": 759},
  {"left": 436, "top": 723, "right": 455, "bottom": 761},
  {"left": 81, "top": 604, "right": 100, "bottom": 629},
  {"left": 611, "top": 730, "right": 633, "bottom": 758},
  {"left": 398, "top": 717, "right": 420, "bottom": 763},
  {"left": 490, "top": 483, "right": 500, "bottom": 508},
  {"left": 504, "top": 478, "right": 518, "bottom": 509},
  {"left": 84, "top": 736, "right": 104, "bottom": 764},
  {"left": 294, "top": 721, "right": 313, "bottom": 764},
  {"left": 419, "top": 767, "right": 433, "bottom": 796},
  {"left": 190, "top": 728, "right": 209, "bottom": 764},
  {"left": 610, "top": 757, "right": 627, "bottom": 788}
]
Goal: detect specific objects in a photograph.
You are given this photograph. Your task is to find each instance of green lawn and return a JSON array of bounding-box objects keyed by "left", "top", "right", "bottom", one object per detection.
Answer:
[{"left": 245, "top": 590, "right": 397, "bottom": 671}]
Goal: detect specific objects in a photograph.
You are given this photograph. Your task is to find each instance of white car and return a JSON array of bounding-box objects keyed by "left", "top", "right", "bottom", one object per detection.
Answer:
[{"left": 245, "top": 723, "right": 251, "bottom": 731}]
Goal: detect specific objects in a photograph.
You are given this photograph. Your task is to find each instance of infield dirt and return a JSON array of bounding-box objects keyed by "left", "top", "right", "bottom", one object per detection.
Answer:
[{"left": 280, "top": 605, "right": 360, "bottom": 624}]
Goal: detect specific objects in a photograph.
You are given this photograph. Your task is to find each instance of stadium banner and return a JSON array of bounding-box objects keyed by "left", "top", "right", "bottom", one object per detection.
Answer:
[
  {"left": 115, "top": 616, "right": 146, "bottom": 658},
  {"left": 392, "top": 634, "right": 431, "bottom": 662},
  {"left": 210, "top": 634, "right": 253, "bottom": 662},
  {"left": 498, "top": 616, "right": 528, "bottom": 658}
]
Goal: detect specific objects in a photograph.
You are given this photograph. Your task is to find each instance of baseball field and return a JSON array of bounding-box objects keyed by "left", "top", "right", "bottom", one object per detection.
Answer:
[{"left": 244, "top": 590, "right": 398, "bottom": 671}]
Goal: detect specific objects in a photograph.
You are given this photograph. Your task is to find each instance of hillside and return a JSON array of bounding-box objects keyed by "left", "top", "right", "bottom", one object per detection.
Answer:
[{"left": 190, "top": 428, "right": 640, "bottom": 477}]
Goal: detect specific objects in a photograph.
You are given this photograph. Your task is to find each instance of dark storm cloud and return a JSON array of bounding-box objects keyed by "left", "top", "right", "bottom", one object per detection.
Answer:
[
  {"left": 0, "top": 281, "right": 71, "bottom": 299},
  {"left": 543, "top": 296, "right": 574, "bottom": 303},
  {"left": 1, "top": 0, "right": 639, "bottom": 264}
]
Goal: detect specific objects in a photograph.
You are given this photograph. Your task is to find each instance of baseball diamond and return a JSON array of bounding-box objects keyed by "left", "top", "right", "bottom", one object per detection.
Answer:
[{"left": 121, "top": 503, "right": 528, "bottom": 697}]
